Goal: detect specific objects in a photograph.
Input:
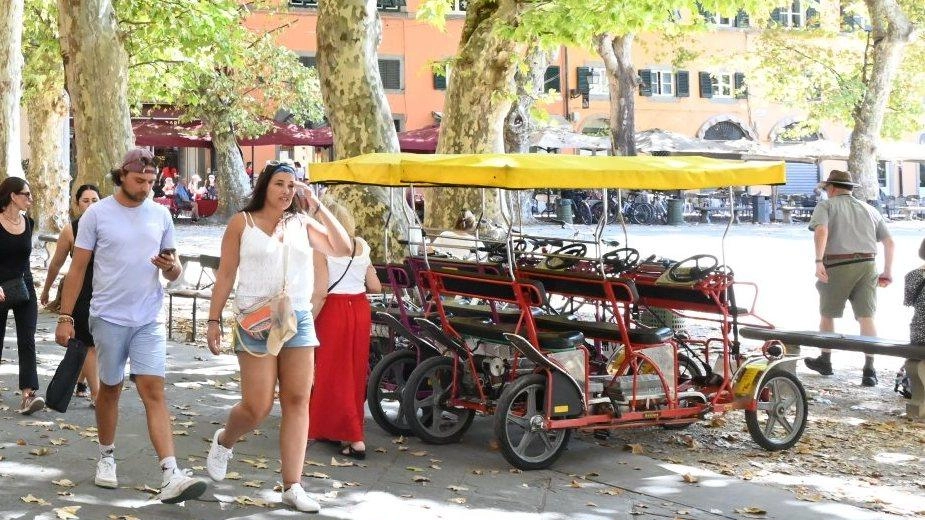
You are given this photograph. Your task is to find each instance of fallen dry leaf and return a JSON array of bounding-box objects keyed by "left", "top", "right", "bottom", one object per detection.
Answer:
[
  {"left": 392, "top": 436, "right": 406, "bottom": 444},
  {"left": 735, "top": 506, "right": 768, "bottom": 516},
  {"left": 624, "top": 443, "right": 645, "bottom": 454},
  {"left": 598, "top": 488, "right": 623, "bottom": 496},
  {"left": 52, "top": 479, "right": 76, "bottom": 488},
  {"left": 234, "top": 496, "right": 269, "bottom": 507},
  {"left": 107, "top": 515, "right": 140, "bottom": 520},
  {"left": 682, "top": 473, "right": 699, "bottom": 483},
  {"left": 225, "top": 471, "right": 242, "bottom": 480},
  {"left": 586, "top": 502, "right": 598, "bottom": 507},
  {"left": 406, "top": 466, "right": 425, "bottom": 472},
  {"left": 569, "top": 479, "right": 583, "bottom": 488},
  {"left": 410, "top": 450, "right": 428, "bottom": 457},
  {"left": 449, "top": 497, "right": 466, "bottom": 504},
  {"left": 50, "top": 438, "right": 68, "bottom": 446},
  {"left": 374, "top": 447, "right": 387, "bottom": 453},
  {"left": 305, "top": 459, "right": 326, "bottom": 467},
  {"left": 330, "top": 457, "right": 355, "bottom": 467},
  {"left": 412, "top": 475, "right": 431, "bottom": 483},
  {"left": 54, "top": 505, "right": 81, "bottom": 519},
  {"left": 21, "top": 494, "right": 51, "bottom": 505},
  {"left": 133, "top": 484, "right": 159, "bottom": 495},
  {"left": 305, "top": 471, "right": 330, "bottom": 479},
  {"left": 243, "top": 480, "right": 263, "bottom": 488},
  {"left": 447, "top": 485, "right": 469, "bottom": 492}
]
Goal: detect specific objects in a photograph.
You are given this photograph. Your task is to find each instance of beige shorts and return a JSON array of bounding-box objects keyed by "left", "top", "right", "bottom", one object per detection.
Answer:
[{"left": 816, "top": 260, "right": 877, "bottom": 319}]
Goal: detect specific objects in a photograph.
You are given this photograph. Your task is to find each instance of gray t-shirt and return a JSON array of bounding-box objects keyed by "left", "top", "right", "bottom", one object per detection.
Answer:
[
  {"left": 808, "top": 193, "right": 889, "bottom": 255},
  {"left": 75, "top": 196, "right": 176, "bottom": 326}
]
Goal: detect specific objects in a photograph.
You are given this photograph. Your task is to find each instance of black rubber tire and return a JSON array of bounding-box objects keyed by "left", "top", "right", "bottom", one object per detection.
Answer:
[
  {"left": 630, "top": 203, "right": 654, "bottom": 225},
  {"left": 494, "top": 374, "right": 571, "bottom": 470},
  {"left": 745, "top": 369, "right": 808, "bottom": 451},
  {"left": 367, "top": 349, "right": 418, "bottom": 436},
  {"left": 401, "top": 355, "right": 475, "bottom": 445}
]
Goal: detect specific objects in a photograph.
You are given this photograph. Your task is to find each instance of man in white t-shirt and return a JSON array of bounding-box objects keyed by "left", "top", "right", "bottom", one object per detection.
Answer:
[{"left": 54, "top": 148, "right": 209, "bottom": 504}]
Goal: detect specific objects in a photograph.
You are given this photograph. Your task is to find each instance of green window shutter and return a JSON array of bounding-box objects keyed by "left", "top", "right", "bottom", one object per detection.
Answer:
[
  {"left": 433, "top": 72, "right": 446, "bottom": 90},
  {"left": 698, "top": 72, "right": 713, "bottom": 98},
  {"left": 734, "top": 72, "right": 747, "bottom": 99},
  {"left": 638, "top": 69, "right": 652, "bottom": 97},
  {"left": 544, "top": 65, "right": 561, "bottom": 93},
  {"left": 734, "top": 10, "right": 749, "bottom": 27},
  {"left": 676, "top": 70, "right": 690, "bottom": 97},
  {"left": 576, "top": 67, "right": 592, "bottom": 95},
  {"left": 378, "top": 59, "right": 402, "bottom": 90}
]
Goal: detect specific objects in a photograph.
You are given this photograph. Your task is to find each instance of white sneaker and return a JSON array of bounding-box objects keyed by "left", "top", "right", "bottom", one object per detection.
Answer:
[
  {"left": 281, "top": 483, "right": 320, "bottom": 513},
  {"left": 157, "top": 468, "right": 208, "bottom": 504},
  {"left": 95, "top": 456, "right": 118, "bottom": 488},
  {"left": 206, "top": 428, "right": 233, "bottom": 481}
]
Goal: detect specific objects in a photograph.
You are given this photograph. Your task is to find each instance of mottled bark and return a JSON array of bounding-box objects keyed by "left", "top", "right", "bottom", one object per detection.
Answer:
[
  {"left": 57, "top": 0, "right": 133, "bottom": 191},
  {"left": 210, "top": 122, "right": 249, "bottom": 219},
  {"left": 504, "top": 44, "right": 546, "bottom": 225},
  {"left": 317, "top": 0, "right": 405, "bottom": 262},
  {"left": 0, "top": 0, "right": 25, "bottom": 179},
  {"left": 847, "top": 0, "right": 912, "bottom": 199},
  {"left": 596, "top": 33, "right": 636, "bottom": 156},
  {"left": 27, "top": 89, "right": 71, "bottom": 234},
  {"left": 429, "top": 0, "right": 528, "bottom": 230}
]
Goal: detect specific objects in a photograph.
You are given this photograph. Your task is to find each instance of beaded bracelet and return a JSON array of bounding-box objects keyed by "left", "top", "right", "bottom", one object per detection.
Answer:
[{"left": 57, "top": 315, "right": 75, "bottom": 324}]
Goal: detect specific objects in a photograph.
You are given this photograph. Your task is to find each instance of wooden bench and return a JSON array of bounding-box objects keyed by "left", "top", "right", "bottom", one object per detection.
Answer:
[
  {"left": 740, "top": 327, "right": 925, "bottom": 419},
  {"left": 166, "top": 254, "right": 223, "bottom": 342}
]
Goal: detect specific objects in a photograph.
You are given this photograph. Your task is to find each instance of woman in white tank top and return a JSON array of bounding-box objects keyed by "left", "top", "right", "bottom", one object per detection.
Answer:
[
  {"left": 308, "top": 201, "right": 382, "bottom": 459},
  {"left": 204, "top": 162, "right": 351, "bottom": 512}
]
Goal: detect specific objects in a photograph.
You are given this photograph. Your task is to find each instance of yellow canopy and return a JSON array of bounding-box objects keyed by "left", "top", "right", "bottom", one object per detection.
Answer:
[{"left": 310, "top": 153, "right": 785, "bottom": 189}]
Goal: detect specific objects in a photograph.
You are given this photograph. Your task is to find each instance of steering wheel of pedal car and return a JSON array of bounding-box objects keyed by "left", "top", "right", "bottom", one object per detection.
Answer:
[
  {"left": 543, "top": 243, "right": 588, "bottom": 270},
  {"left": 666, "top": 254, "right": 719, "bottom": 283},
  {"left": 601, "top": 247, "right": 640, "bottom": 273}
]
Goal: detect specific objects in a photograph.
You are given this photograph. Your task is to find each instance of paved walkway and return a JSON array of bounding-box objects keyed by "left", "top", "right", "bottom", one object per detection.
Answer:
[{"left": 0, "top": 310, "right": 899, "bottom": 520}]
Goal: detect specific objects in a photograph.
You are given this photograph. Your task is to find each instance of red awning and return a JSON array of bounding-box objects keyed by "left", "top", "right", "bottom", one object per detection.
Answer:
[
  {"left": 398, "top": 124, "right": 439, "bottom": 153},
  {"left": 238, "top": 121, "right": 333, "bottom": 147},
  {"left": 132, "top": 120, "right": 212, "bottom": 148}
]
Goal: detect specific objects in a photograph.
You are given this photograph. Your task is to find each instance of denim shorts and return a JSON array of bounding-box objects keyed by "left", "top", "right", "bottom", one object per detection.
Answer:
[
  {"left": 89, "top": 316, "right": 167, "bottom": 385},
  {"left": 234, "top": 310, "right": 319, "bottom": 355}
]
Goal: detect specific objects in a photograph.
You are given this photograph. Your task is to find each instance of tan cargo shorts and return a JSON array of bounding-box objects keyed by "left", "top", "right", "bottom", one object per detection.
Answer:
[{"left": 816, "top": 260, "right": 878, "bottom": 319}]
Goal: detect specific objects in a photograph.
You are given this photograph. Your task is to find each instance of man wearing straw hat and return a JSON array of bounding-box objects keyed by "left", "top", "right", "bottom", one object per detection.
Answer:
[{"left": 805, "top": 170, "right": 894, "bottom": 387}]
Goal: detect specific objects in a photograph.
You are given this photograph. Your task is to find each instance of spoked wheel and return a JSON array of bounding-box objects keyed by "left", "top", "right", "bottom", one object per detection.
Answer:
[
  {"left": 630, "top": 203, "right": 654, "bottom": 224},
  {"left": 367, "top": 349, "right": 418, "bottom": 436},
  {"left": 494, "top": 374, "right": 571, "bottom": 470},
  {"left": 401, "top": 356, "right": 475, "bottom": 444},
  {"left": 745, "top": 369, "right": 808, "bottom": 451}
]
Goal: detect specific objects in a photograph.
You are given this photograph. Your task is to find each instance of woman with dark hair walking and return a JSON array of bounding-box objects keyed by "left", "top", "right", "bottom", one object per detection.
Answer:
[
  {"left": 41, "top": 184, "right": 102, "bottom": 405},
  {"left": 0, "top": 177, "right": 44, "bottom": 414},
  {"left": 204, "top": 161, "right": 351, "bottom": 513}
]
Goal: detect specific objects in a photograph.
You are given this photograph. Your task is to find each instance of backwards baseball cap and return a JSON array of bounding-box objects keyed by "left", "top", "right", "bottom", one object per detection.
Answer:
[
  {"left": 121, "top": 148, "right": 155, "bottom": 173},
  {"left": 818, "top": 169, "right": 859, "bottom": 189}
]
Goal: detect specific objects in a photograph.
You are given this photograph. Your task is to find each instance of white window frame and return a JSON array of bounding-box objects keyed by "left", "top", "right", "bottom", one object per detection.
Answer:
[
  {"left": 711, "top": 14, "right": 733, "bottom": 27},
  {"left": 779, "top": 1, "right": 804, "bottom": 28},
  {"left": 711, "top": 73, "right": 733, "bottom": 98},
  {"left": 650, "top": 70, "right": 674, "bottom": 96},
  {"left": 588, "top": 67, "right": 609, "bottom": 97}
]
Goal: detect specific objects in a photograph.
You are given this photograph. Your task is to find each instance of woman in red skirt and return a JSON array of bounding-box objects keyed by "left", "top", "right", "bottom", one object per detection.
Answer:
[{"left": 309, "top": 202, "right": 382, "bottom": 459}]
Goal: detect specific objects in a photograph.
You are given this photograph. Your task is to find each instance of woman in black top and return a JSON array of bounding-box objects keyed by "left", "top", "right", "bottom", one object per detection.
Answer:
[
  {"left": 40, "top": 184, "right": 101, "bottom": 405},
  {"left": 0, "top": 177, "right": 44, "bottom": 414}
]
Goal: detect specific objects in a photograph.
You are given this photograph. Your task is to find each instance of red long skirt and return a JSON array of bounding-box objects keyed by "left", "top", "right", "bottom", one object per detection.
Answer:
[{"left": 308, "top": 293, "right": 371, "bottom": 442}]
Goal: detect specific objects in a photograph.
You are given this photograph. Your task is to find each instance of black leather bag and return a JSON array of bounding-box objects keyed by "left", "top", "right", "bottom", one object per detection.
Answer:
[
  {"left": 45, "top": 339, "right": 89, "bottom": 413},
  {"left": 0, "top": 276, "right": 29, "bottom": 307}
]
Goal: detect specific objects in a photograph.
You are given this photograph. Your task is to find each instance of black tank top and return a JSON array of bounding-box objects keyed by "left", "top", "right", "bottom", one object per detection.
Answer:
[
  {"left": 0, "top": 215, "right": 33, "bottom": 282},
  {"left": 71, "top": 217, "right": 94, "bottom": 302}
]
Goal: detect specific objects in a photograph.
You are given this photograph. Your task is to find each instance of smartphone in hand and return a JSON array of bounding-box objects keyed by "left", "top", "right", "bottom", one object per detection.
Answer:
[{"left": 159, "top": 248, "right": 176, "bottom": 258}]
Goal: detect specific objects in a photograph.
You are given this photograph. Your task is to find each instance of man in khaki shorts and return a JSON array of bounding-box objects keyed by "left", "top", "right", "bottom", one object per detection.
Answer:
[{"left": 806, "top": 170, "right": 894, "bottom": 386}]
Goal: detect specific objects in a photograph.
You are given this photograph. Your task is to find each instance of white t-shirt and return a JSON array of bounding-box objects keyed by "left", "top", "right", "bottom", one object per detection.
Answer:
[
  {"left": 430, "top": 231, "right": 484, "bottom": 260},
  {"left": 327, "top": 237, "right": 372, "bottom": 295},
  {"left": 75, "top": 196, "right": 176, "bottom": 326}
]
